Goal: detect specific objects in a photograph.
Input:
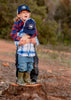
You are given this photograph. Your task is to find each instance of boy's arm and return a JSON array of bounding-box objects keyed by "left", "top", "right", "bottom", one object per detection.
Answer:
[
  {"left": 14, "top": 36, "right": 30, "bottom": 46},
  {"left": 19, "top": 37, "right": 30, "bottom": 46},
  {"left": 30, "top": 37, "right": 39, "bottom": 46},
  {"left": 30, "top": 27, "right": 38, "bottom": 45},
  {"left": 35, "top": 37, "right": 39, "bottom": 46},
  {"left": 17, "top": 27, "right": 38, "bottom": 38},
  {"left": 18, "top": 36, "right": 39, "bottom": 46},
  {"left": 14, "top": 41, "right": 19, "bottom": 46},
  {"left": 18, "top": 26, "right": 39, "bottom": 46},
  {"left": 17, "top": 29, "right": 24, "bottom": 37},
  {"left": 15, "top": 40, "right": 27, "bottom": 46},
  {"left": 11, "top": 21, "right": 23, "bottom": 41},
  {"left": 11, "top": 19, "right": 38, "bottom": 41},
  {"left": 32, "top": 27, "right": 38, "bottom": 37}
]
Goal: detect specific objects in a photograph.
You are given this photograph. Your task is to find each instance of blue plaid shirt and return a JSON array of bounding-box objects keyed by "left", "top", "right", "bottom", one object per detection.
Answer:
[{"left": 15, "top": 32, "right": 39, "bottom": 57}]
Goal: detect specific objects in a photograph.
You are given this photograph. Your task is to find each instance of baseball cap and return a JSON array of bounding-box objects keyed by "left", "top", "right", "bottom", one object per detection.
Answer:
[
  {"left": 17, "top": 5, "right": 31, "bottom": 14},
  {"left": 23, "top": 18, "right": 36, "bottom": 36}
]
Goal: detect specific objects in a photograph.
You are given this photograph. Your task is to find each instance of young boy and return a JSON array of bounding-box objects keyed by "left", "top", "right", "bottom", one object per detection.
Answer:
[
  {"left": 15, "top": 18, "right": 39, "bottom": 85},
  {"left": 11, "top": 5, "right": 39, "bottom": 83}
]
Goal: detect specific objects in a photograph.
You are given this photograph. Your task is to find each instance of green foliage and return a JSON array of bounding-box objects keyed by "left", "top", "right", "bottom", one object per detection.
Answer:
[
  {"left": 39, "top": 20, "right": 58, "bottom": 45},
  {"left": 36, "top": 0, "right": 45, "bottom": 6},
  {"left": 32, "top": 15, "right": 58, "bottom": 44},
  {"left": 62, "top": 23, "right": 71, "bottom": 44},
  {"left": 0, "top": 0, "right": 47, "bottom": 41},
  {"left": 0, "top": 0, "right": 71, "bottom": 45},
  {"left": 54, "top": 1, "right": 71, "bottom": 44}
]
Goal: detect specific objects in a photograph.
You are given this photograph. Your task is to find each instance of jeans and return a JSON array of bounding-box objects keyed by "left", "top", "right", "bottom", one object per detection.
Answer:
[
  {"left": 15, "top": 49, "right": 19, "bottom": 77},
  {"left": 15, "top": 48, "right": 39, "bottom": 82},
  {"left": 18, "top": 55, "right": 34, "bottom": 72},
  {"left": 30, "top": 53, "right": 39, "bottom": 81}
]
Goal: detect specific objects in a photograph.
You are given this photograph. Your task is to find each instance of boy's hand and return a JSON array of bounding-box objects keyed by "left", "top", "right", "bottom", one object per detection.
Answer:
[
  {"left": 30, "top": 38, "right": 36, "bottom": 45},
  {"left": 19, "top": 35, "right": 31, "bottom": 46},
  {"left": 21, "top": 35, "right": 30, "bottom": 40},
  {"left": 19, "top": 39, "right": 26, "bottom": 46},
  {"left": 19, "top": 39, "right": 31, "bottom": 46}
]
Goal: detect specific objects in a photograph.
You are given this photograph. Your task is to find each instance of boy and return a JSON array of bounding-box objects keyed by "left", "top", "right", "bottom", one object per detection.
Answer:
[
  {"left": 15, "top": 18, "right": 39, "bottom": 85},
  {"left": 11, "top": 5, "right": 39, "bottom": 83}
]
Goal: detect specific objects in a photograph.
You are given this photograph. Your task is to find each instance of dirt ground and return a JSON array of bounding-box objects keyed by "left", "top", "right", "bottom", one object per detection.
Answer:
[{"left": 0, "top": 40, "right": 71, "bottom": 100}]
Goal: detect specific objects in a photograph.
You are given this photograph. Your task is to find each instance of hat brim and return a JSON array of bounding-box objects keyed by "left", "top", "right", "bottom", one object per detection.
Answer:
[
  {"left": 23, "top": 29, "right": 35, "bottom": 36},
  {"left": 21, "top": 9, "right": 31, "bottom": 12}
]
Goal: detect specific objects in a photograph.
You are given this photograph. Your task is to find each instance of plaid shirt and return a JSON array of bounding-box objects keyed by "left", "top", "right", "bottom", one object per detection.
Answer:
[
  {"left": 11, "top": 19, "right": 38, "bottom": 41},
  {"left": 15, "top": 36, "right": 39, "bottom": 57}
]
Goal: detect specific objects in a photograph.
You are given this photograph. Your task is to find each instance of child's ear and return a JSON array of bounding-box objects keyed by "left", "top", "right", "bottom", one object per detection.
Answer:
[{"left": 17, "top": 14, "right": 20, "bottom": 18}]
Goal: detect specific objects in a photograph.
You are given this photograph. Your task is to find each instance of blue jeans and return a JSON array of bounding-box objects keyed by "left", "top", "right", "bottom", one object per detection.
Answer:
[
  {"left": 30, "top": 53, "right": 39, "bottom": 82},
  {"left": 15, "top": 48, "right": 39, "bottom": 82},
  {"left": 18, "top": 55, "right": 34, "bottom": 72}
]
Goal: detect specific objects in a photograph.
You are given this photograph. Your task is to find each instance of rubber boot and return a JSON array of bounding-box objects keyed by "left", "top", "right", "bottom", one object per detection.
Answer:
[
  {"left": 17, "top": 72, "right": 26, "bottom": 85},
  {"left": 24, "top": 72, "right": 32, "bottom": 85}
]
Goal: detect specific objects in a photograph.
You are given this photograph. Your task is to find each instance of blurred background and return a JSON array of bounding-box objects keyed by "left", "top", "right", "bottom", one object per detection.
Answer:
[
  {"left": 0, "top": 0, "right": 71, "bottom": 45},
  {"left": 0, "top": 1, "right": 71, "bottom": 99}
]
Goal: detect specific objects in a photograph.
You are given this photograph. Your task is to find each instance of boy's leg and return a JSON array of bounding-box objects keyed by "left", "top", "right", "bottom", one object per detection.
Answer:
[
  {"left": 17, "top": 55, "right": 27, "bottom": 85},
  {"left": 24, "top": 57, "right": 33, "bottom": 84},
  {"left": 15, "top": 48, "right": 19, "bottom": 77},
  {"left": 30, "top": 54, "right": 39, "bottom": 83},
  {"left": 17, "top": 71, "right": 26, "bottom": 85},
  {"left": 18, "top": 55, "right": 28, "bottom": 72}
]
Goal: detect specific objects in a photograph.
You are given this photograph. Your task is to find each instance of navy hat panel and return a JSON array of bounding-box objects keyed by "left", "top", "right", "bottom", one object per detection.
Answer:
[
  {"left": 17, "top": 5, "right": 31, "bottom": 14},
  {"left": 23, "top": 18, "right": 36, "bottom": 36}
]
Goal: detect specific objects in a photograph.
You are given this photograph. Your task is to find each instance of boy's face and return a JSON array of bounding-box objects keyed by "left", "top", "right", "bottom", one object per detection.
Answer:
[{"left": 17, "top": 10, "right": 31, "bottom": 21}]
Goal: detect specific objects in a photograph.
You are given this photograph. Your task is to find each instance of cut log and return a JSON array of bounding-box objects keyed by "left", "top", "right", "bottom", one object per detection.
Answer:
[{"left": 2, "top": 83, "right": 48, "bottom": 100}]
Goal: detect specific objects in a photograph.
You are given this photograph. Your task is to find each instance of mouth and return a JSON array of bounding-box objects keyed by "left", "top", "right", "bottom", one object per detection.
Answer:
[{"left": 25, "top": 16, "right": 27, "bottom": 18}]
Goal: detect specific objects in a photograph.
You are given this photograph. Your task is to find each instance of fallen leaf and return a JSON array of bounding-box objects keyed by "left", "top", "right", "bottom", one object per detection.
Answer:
[
  {"left": 47, "top": 70, "right": 52, "bottom": 73},
  {"left": 2, "top": 63, "right": 9, "bottom": 67}
]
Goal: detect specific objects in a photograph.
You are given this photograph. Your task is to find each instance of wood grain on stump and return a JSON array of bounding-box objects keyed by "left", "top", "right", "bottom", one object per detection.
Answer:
[{"left": 2, "top": 83, "right": 48, "bottom": 100}]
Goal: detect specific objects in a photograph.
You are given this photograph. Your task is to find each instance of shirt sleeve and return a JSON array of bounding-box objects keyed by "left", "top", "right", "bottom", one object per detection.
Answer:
[
  {"left": 14, "top": 41, "right": 19, "bottom": 46},
  {"left": 35, "top": 37, "right": 39, "bottom": 46},
  {"left": 17, "top": 27, "right": 38, "bottom": 38},
  {"left": 17, "top": 29, "right": 25, "bottom": 37},
  {"left": 10, "top": 21, "right": 21, "bottom": 41},
  {"left": 14, "top": 32, "right": 26, "bottom": 46},
  {"left": 32, "top": 27, "right": 38, "bottom": 37}
]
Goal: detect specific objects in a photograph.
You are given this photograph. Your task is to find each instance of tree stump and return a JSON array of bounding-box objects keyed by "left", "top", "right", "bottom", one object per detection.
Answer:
[{"left": 2, "top": 83, "right": 48, "bottom": 100}]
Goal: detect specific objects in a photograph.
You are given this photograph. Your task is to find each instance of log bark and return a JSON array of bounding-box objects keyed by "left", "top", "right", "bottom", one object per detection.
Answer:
[{"left": 2, "top": 83, "right": 48, "bottom": 100}]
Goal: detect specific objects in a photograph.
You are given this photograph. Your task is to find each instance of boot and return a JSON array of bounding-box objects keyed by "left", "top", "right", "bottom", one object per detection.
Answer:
[
  {"left": 24, "top": 72, "right": 32, "bottom": 85},
  {"left": 17, "top": 72, "right": 26, "bottom": 85}
]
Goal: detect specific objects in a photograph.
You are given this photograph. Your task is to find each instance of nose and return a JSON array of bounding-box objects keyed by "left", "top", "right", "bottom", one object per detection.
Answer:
[{"left": 24, "top": 12, "right": 27, "bottom": 14}]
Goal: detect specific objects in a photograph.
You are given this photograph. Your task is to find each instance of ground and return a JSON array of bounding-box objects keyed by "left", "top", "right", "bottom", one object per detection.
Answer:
[{"left": 0, "top": 39, "right": 71, "bottom": 100}]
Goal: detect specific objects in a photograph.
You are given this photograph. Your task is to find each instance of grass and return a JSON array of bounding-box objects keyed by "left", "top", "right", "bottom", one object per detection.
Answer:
[
  {"left": 37, "top": 45, "right": 71, "bottom": 67},
  {"left": 1, "top": 39, "right": 71, "bottom": 67},
  {"left": 37, "top": 44, "right": 71, "bottom": 53},
  {"left": 0, "top": 51, "right": 15, "bottom": 57}
]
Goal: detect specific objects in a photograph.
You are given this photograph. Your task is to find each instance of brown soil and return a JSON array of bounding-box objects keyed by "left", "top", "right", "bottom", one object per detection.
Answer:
[{"left": 0, "top": 40, "right": 71, "bottom": 100}]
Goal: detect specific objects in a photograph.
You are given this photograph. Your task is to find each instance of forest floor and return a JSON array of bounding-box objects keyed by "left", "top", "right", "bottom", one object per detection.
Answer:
[{"left": 0, "top": 39, "right": 71, "bottom": 100}]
